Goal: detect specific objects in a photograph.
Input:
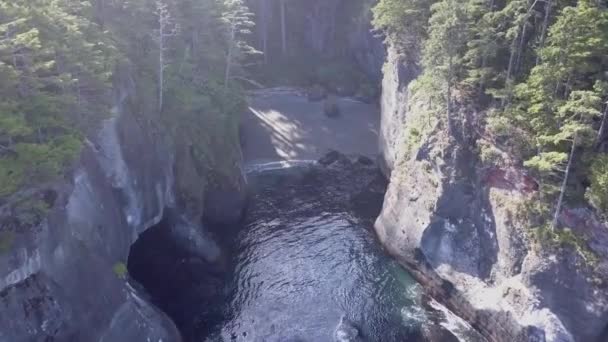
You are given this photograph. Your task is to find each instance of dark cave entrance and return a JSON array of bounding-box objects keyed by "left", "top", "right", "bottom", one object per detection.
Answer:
[{"left": 127, "top": 211, "right": 237, "bottom": 341}]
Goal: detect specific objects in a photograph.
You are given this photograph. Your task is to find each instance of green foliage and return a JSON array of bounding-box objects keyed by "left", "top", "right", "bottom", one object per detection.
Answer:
[
  {"left": 423, "top": 0, "right": 470, "bottom": 73},
  {"left": 396, "top": 85, "right": 439, "bottom": 161},
  {"left": 534, "top": 224, "right": 598, "bottom": 265},
  {"left": 0, "top": 0, "right": 253, "bottom": 198},
  {"left": 501, "top": 2, "right": 608, "bottom": 207},
  {"left": 221, "top": 0, "right": 260, "bottom": 86},
  {"left": 0, "top": 136, "right": 81, "bottom": 196},
  {"left": 372, "top": 0, "right": 434, "bottom": 49},
  {"left": 586, "top": 154, "right": 608, "bottom": 217},
  {"left": 516, "top": 199, "right": 598, "bottom": 265},
  {"left": 0, "top": 0, "right": 115, "bottom": 197},
  {"left": 375, "top": 0, "right": 608, "bottom": 226},
  {"left": 113, "top": 262, "right": 128, "bottom": 280},
  {"left": 479, "top": 141, "right": 504, "bottom": 167}
]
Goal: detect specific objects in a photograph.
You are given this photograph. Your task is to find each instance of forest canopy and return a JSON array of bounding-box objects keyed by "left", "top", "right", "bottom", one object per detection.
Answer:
[
  {"left": 373, "top": 0, "right": 608, "bottom": 223},
  {"left": 0, "top": 0, "right": 254, "bottom": 197}
]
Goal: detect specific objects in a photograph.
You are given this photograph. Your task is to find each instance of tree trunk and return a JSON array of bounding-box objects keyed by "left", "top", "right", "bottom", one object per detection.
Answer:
[
  {"left": 158, "top": 28, "right": 164, "bottom": 113},
  {"left": 447, "top": 55, "right": 454, "bottom": 138},
  {"left": 262, "top": 12, "right": 268, "bottom": 63},
  {"left": 95, "top": 0, "right": 106, "bottom": 28},
  {"left": 178, "top": 46, "right": 190, "bottom": 74},
  {"left": 504, "top": 0, "right": 540, "bottom": 107},
  {"left": 552, "top": 135, "right": 577, "bottom": 230},
  {"left": 280, "top": 0, "right": 287, "bottom": 57},
  {"left": 597, "top": 103, "right": 608, "bottom": 146},
  {"left": 537, "top": 145, "right": 544, "bottom": 203},
  {"left": 536, "top": 0, "right": 552, "bottom": 65},
  {"left": 502, "top": 35, "right": 518, "bottom": 107},
  {"left": 224, "top": 26, "right": 235, "bottom": 88},
  {"left": 478, "top": 0, "right": 494, "bottom": 95},
  {"left": 258, "top": 0, "right": 269, "bottom": 63},
  {"left": 515, "top": 22, "right": 528, "bottom": 74},
  {"left": 563, "top": 73, "right": 573, "bottom": 98},
  {"left": 158, "top": 2, "right": 165, "bottom": 113}
]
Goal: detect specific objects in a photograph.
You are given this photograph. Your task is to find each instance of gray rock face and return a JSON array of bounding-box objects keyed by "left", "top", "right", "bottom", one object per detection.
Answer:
[
  {"left": 249, "top": 0, "right": 385, "bottom": 81},
  {"left": 346, "top": 0, "right": 386, "bottom": 81},
  {"left": 376, "top": 40, "right": 608, "bottom": 342},
  {"left": 0, "top": 109, "right": 179, "bottom": 342},
  {"left": 0, "top": 77, "right": 246, "bottom": 341},
  {"left": 295, "top": 0, "right": 385, "bottom": 80},
  {"left": 378, "top": 44, "right": 419, "bottom": 176}
]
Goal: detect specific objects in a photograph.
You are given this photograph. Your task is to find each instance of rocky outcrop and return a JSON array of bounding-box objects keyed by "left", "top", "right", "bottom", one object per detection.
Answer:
[
  {"left": 376, "top": 41, "right": 608, "bottom": 342},
  {"left": 0, "top": 72, "right": 246, "bottom": 341}
]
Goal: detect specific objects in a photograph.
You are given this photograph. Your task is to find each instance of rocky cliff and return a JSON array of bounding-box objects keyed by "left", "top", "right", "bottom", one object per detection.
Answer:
[
  {"left": 249, "top": 0, "right": 385, "bottom": 82},
  {"left": 0, "top": 70, "right": 246, "bottom": 341},
  {"left": 376, "top": 41, "right": 608, "bottom": 342}
]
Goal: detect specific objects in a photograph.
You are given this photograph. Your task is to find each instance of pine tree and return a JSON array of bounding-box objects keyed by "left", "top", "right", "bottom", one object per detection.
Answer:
[
  {"left": 155, "top": 0, "right": 179, "bottom": 113},
  {"left": 421, "top": 0, "right": 470, "bottom": 138},
  {"left": 221, "top": 0, "right": 258, "bottom": 88},
  {"left": 372, "top": 0, "right": 434, "bottom": 52}
]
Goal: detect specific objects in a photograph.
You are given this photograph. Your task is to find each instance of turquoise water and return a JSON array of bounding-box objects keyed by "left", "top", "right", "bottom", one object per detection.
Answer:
[{"left": 202, "top": 165, "right": 479, "bottom": 341}]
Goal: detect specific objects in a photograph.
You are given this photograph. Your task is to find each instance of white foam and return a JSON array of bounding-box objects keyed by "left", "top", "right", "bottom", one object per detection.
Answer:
[
  {"left": 428, "top": 299, "right": 486, "bottom": 342},
  {"left": 245, "top": 160, "right": 317, "bottom": 173},
  {"left": 0, "top": 250, "right": 41, "bottom": 290}
]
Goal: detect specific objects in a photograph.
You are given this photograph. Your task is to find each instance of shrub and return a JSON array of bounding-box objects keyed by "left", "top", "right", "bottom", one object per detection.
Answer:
[
  {"left": 0, "top": 134, "right": 81, "bottom": 197},
  {"left": 0, "top": 156, "right": 25, "bottom": 197},
  {"left": 479, "top": 142, "right": 504, "bottom": 167},
  {"left": 586, "top": 154, "right": 608, "bottom": 217},
  {"left": 534, "top": 225, "right": 598, "bottom": 265}
]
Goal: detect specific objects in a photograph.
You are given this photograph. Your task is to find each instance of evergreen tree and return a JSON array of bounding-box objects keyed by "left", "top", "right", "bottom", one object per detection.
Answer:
[
  {"left": 221, "top": 0, "right": 258, "bottom": 88},
  {"left": 421, "top": 0, "right": 470, "bottom": 137},
  {"left": 372, "top": 0, "right": 434, "bottom": 53}
]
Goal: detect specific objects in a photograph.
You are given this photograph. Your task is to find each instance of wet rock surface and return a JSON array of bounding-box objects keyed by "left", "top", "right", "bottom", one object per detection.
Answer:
[{"left": 128, "top": 152, "right": 482, "bottom": 342}]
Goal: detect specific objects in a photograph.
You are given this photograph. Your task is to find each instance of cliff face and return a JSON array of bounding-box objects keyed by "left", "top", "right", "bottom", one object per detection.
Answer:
[
  {"left": 249, "top": 0, "right": 385, "bottom": 81},
  {"left": 376, "top": 41, "right": 608, "bottom": 342},
  {"left": 0, "top": 72, "right": 246, "bottom": 341}
]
